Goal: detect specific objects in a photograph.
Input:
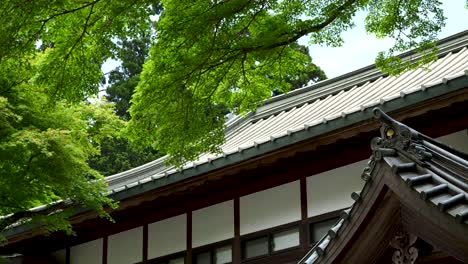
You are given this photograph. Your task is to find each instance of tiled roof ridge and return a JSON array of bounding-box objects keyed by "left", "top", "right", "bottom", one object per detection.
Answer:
[{"left": 300, "top": 108, "right": 468, "bottom": 264}]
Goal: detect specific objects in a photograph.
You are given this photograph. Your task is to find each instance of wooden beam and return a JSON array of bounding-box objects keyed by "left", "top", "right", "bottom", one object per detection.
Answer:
[
  {"left": 143, "top": 224, "right": 148, "bottom": 262},
  {"left": 186, "top": 212, "right": 192, "bottom": 264},
  {"left": 233, "top": 197, "right": 241, "bottom": 264},
  {"left": 300, "top": 176, "right": 309, "bottom": 249},
  {"left": 65, "top": 247, "right": 70, "bottom": 264},
  {"left": 102, "top": 236, "right": 108, "bottom": 264}
]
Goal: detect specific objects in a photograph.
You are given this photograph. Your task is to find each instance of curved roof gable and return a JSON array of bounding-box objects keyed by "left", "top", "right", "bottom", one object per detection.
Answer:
[{"left": 300, "top": 108, "right": 468, "bottom": 264}]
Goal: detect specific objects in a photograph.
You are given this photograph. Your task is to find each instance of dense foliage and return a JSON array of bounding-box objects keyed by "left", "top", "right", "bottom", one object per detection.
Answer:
[
  {"left": 129, "top": 0, "right": 451, "bottom": 165},
  {"left": 89, "top": 38, "right": 161, "bottom": 176},
  {"left": 0, "top": 59, "right": 121, "bottom": 233},
  {"left": 0, "top": 0, "right": 159, "bottom": 235},
  {"left": 0, "top": 0, "right": 463, "bottom": 236}
]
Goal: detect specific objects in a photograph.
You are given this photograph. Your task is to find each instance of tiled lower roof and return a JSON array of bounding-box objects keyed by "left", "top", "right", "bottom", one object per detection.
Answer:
[{"left": 300, "top": 108, "right": 468, "bottom": 264}]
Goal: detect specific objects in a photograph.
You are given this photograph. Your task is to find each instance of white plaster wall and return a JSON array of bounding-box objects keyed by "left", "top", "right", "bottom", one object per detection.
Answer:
[
  {"left": 307, "top": 160, "right": 367, "bottom": 217},
  {"left": 148, "top": 214, "right": 187, "bottom": 259},
  {"left": 50, "top": 249, "right": 66, "bottom": 264},
  {"left": 70, "top": 238, "right": 102, "bottom": 264},
  {"left": 240, "top": 181, "right": 301, "bottom": 235},
  {"left": 437, "top": 130, "right": 468, "bottom": 154},
  {"left": 108, "top": 226, "right": 143, "bottom": 264},
  {"left": 192, "top": 200, "right": 234, "bottom": 248}
]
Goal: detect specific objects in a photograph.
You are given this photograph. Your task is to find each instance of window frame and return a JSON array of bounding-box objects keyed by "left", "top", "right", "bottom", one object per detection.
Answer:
[
  {"left": 192, "top": 238, "right": 233, "bottom": 264},
  {"left": 145, "top": 250, "right": 187, "bottom": 264},
  {"left": 140, "top": 208, "right": 347, "bottom": 264},
  {"left": 307, "top": 209, "right": 345, "bottom": 246},
  {"left": 240, "top": 221, "right": 302, "bottom": 263}
]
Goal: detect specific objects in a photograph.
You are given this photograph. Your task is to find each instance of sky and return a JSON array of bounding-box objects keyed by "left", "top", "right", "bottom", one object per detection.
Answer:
[
  {"left": 304, "top": 0, "right": 468, "bottom": 78},
  {"left": 102, "top": 1, "right": 468, "bottom": 79}
]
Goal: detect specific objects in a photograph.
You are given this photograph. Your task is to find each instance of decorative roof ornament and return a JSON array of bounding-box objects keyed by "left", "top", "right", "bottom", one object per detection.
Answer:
[
  {"left": 372, "top": 108, "right": 432, "bottom": 164},
  {"left": 389, "top": 232, "right": 419, "bottom": 264}
]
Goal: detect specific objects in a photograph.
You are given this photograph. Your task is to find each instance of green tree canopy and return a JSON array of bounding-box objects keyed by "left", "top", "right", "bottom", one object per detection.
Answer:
[
  {"left": 105, "top": 37, "right": 153, "bottom": 120},
  {"left": 128, "top": 0, "right": 450, "bottom": 165},
  {"left": 0, "top": 0, "right": 160, "bottom": 234},
  {"left": 0, "top": 56, "right": 121, "bottom": 233},
  {"left": 89, "top": 37, "right": 161, "bottom": 176}
]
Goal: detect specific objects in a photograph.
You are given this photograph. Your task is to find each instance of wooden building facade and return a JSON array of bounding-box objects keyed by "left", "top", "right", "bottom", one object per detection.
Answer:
[{"left": 1, "top": 31, "right": 468, "bottom": 264}]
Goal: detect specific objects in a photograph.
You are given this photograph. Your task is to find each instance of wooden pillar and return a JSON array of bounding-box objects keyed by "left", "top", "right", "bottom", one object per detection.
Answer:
[
  {"left": 102, "top": 236, "right": 108, "bottom": 264},
  {"left": 186, "top": 212, "right": 192, "bottom": 264},
  {"left": 233, "top": 197, "right": 241, "bottom": 264},
  {"left": 65, "top": 247, "right": 70, "bottom": 264},
  {"left": 143, "top": 224, "right": 148, "bottom": 262},
  {"left": 300, "top": 176, "right": 309, "bottom": 249}
]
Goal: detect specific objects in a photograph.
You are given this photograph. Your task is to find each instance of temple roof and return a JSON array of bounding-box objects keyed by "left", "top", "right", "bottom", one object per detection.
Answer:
[
  {"left": 300, "top": 108, "right": 468, "bottom": 264},
  {"left": 105, "top": 30, "right": 468, "bottom": 200}
]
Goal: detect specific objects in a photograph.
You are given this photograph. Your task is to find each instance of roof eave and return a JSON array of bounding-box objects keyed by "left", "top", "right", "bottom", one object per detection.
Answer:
[{"left": 110, "top": 75, "right": 468, "bottom": 202}]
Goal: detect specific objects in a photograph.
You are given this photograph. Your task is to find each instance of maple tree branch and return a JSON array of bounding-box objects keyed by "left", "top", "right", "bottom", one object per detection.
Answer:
[
  {"left": 239, "top": 0, "right": 359, "bottom": 53},
  {"left": 39, "top": 0, "right": 101, "bottom": 24}
]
